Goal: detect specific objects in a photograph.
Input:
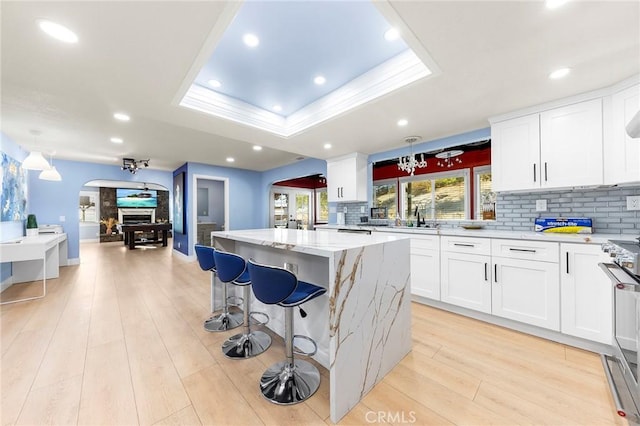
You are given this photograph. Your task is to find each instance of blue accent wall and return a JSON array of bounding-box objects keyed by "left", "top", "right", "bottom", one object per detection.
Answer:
[{"left": 172, "top": 164, "right": 189, "bottom": 255}]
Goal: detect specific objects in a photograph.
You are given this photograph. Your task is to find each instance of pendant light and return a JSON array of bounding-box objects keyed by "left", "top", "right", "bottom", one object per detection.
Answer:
[
  {"left": 22, "top": 151, "right": 51, "bottom": 170},
  {"left": 22, "top": 130, "right": 51, "bottom": 170},
  {"left": 38, "top": 153, "right": 62, "bottom": 181}
]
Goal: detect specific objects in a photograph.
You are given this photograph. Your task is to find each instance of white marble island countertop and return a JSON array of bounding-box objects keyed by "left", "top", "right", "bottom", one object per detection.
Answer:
[{"left": 212, "top": 228, "right": 410, "bottom": 257}]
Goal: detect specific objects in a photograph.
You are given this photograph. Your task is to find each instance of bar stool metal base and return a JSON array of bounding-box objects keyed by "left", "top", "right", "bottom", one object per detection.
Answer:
[
  {"left": 222, "top": 330, "right": 272, "bottom": 359},
  {"left": 203, "top": 311, "right": 243, "bottom": 332},
  {"left": 259, "top": 359, "right": 320, "bottom": 404}
]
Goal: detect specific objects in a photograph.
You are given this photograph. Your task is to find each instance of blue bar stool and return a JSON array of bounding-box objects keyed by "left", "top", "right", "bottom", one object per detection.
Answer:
[
  {"left": 214, "top": 250, "right": 272, "bottom": 359},
  {"left": 194, "top": 245, "right": 243, "bottom": 332},
  {"left": 247, "top": 259, "right": 327, "bottom": 404}
]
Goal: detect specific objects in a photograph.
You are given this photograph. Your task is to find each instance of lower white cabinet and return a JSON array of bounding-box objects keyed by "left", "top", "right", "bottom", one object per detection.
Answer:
[
  {"left": 560, "top": 243, "right": 612, "bottom": 344},
  {"left": 492, "top": 257, "right": 560, "bottom": 331},
  {"left": 410, "top": 236, "right": 440, "bottom": 300},
  {"left": 386, "top": 232, "right": 440, "bottom": 299},
  {"left": 441, "top": 251, "right": 491, "bottom": 313}
]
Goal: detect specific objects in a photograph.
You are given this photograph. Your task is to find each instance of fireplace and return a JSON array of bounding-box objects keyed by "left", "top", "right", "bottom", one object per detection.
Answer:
[{"left": 118, "top": 208, "right": 155, "bottom": 224}]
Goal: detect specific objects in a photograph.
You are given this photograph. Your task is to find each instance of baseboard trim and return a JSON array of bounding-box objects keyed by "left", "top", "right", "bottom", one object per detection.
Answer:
[
  {"left": 1, "top": 276, "right": 13, "bottom": 293},
  {"left": 412, "top": 295, "right": 613, "bottom": 355},
  {"left": 67, "top": 258, "right": 80, "bottom": 266}
]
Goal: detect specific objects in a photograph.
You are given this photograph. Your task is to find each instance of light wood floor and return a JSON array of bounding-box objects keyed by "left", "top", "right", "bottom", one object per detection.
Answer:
[{"left": 1, "top": 241, "right": 627, "bottom": 426}]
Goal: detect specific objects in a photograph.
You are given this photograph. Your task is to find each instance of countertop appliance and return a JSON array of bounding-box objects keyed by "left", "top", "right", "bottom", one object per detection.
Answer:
[
  {"left": 38, "top": 224, "right": 63, "bottom": 234},
  {"left": 599, "top": 237, "right": 640, "bottom": 422}
]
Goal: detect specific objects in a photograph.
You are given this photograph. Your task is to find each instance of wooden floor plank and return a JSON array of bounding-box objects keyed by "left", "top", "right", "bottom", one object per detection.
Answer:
[
  {"left": 15, "top": 375, "right": 83, "bottom": 426},
  {"left": 77, "top": 340, "right": 139, "bottom": 425}
]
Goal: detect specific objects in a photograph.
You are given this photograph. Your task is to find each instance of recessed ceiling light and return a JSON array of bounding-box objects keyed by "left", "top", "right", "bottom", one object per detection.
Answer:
[
  {"left": 314, "top": 75, "right": 326, "bottom": 85},
  {"left": 545, "top": 0, "right": 569, "bottom": 9},
  {"left": 208, "top": 79, "right": 222, "bottom": 88},
  {"left": 113, "top": 112, "right": 130, "bottom": 121},
  {"left": 253, "top": 145, "right": 262, "bottom": 151},
  {"left": 323, "top": 143, "right": 332, "bottom": 149},
  {"left": 549, "top": 67, "right": 571, "bottom": 79},
  {"left": 272, "top": 104, "right": 282, "bottom": 112},
  {"left": 384, "top": 28, "right": 400, "bottom": 41},
  {"left": 243, "top": 33, "right": 259, "bottom": 48},
  {"left": 397, "top": 119, "right": 408, "bottom": 126},
  {"left": 110, "top": 137, "right": 123, "bottom": 144},
  {"left": 226, "top": 157, "right": 235, "bottom": 163},
  {"left": 37, "top": 19, "right": 78, "bottom": 43}
]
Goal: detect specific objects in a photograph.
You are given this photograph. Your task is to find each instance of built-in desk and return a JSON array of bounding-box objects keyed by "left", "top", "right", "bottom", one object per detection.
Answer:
[
  {"left": 0, "top": 233, "right": 68, "bottom": 304},
  {"left": 212, "top": 228, "right": 411, "bottom": 423}
]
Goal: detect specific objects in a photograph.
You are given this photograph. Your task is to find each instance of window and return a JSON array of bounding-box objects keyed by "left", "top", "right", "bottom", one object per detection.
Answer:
[
  {"left": 373, "top": 180, "right": 397, "bottom": 218},
  {"left": 316, "top": 189, "right": 328, "bottom": 223},
  {"left": 475, "top": 166, "right": 494, "bottom": 220},
  {"left": 399, "top": 170, "right": 469, "bottom": 220}
]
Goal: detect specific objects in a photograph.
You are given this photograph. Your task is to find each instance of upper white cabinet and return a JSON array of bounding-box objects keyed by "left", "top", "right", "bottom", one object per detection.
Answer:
[
  {"left": 491, "top": 98, "right": 603, "bottom": 191},
  {"left": 605, "top": 83, "right": 640, "bottom": 184},
  {"left": 491, "top": 114, "right": 540, "bottom": 192},
  {"left": 327, "top": 153, "right": 367, "bottom": 202},
  {"left": 560, "top": 243, "right": 612, "bottom": 344},
  {"left": 539, "top": 99, "right": 603, "bottom": 188}
]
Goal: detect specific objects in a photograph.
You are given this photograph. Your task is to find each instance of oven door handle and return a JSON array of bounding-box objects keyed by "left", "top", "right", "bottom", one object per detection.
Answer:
[{"left": 599, "top": 263, "right": 640, "bottom": 292}]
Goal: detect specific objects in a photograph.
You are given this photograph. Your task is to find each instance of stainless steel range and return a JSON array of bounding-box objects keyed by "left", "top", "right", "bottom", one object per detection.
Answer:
[{"left": 600, "top": 237, "right": 640, "bottom": 422}]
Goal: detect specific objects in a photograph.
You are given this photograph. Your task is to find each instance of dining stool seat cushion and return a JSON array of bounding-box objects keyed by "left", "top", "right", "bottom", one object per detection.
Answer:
[
  {"left": 280, "top": 281, "right": 326, "bottom": 307},
  {"left": 233, "top": 269, "right": 251, "bottom": 285}
]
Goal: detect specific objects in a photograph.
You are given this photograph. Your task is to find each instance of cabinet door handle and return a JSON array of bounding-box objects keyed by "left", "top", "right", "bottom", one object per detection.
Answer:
[
  {"left": 494, "top": 264, "right": 498, "bottom": 283},
  {"left": 544, "top": 162, "right": 548, "bottom": 182},
  {"left": 509, "top": 248, "right": 537, "bottom": 253},
  {"left": 566, "top": 251, "right": 569, "bottom": 274},
  {"left": 454, "top": 243, "right": 475, "bottom": 247},
  {"left": 484, "top": 262, "right": 488, "bottom": 281},
  {"left": 533, "top": 163, "right": 537, "bottom": 182}
]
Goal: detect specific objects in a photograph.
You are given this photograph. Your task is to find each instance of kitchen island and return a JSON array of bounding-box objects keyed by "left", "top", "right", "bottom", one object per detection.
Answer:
[{"left": 211, "top": 228, "right": 411, "bottom": 423}]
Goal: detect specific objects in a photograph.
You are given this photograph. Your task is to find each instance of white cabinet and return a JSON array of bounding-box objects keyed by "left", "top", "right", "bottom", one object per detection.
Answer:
[
  {"left": 491, "top": 239, "right": 560, "bottom": 331},
  {"left": 606, "top": 83, "right": 640, "bottom": 184},
  {"left": 327, "top": 153, "right": 367, "bottom": 202},
  {"left": 539, "top": 99, "right": 603, "bottom": 188},
  {"left": 491, "top": 98, "right": 603, "bottom": 191},
  {"left": 410, "top": 235, "right": 440, "bottom": 300},
  {"left": 440, "top": 236, "right": 491, "bottom": 313},
  {"left": 560, "top": 243, "right": 612, "bottom": 344},
  {"left": 491, "top": 114, "right": 540, "bottom": 192}
]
